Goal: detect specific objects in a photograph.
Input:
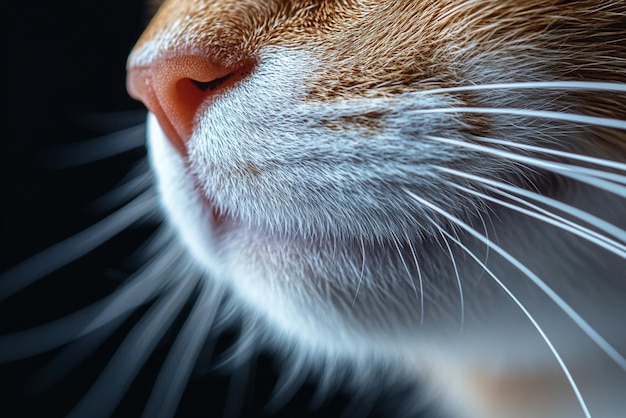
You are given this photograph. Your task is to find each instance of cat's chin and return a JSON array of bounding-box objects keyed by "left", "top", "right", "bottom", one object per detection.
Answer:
[{"left": 147, "top": 113, "right": 418, "bottom": 351}]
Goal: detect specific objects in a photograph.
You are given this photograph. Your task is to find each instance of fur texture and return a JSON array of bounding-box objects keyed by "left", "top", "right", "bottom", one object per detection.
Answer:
[
  {"left": 3, "top": 1, "right": 625, "bottom": 417},
  {"left": 126, "top": 1, "right": 626, "bottom": 417}
]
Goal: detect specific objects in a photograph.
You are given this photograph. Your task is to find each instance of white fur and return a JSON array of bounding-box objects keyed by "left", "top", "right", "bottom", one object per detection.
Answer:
[{"left": 148, "top": 45, "right": 626, "bottom": 417}]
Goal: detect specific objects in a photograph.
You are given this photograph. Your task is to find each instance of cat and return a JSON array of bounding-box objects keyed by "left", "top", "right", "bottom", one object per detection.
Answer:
[{"left": 3, "top": 0, "right": 626, "bottom": 417}]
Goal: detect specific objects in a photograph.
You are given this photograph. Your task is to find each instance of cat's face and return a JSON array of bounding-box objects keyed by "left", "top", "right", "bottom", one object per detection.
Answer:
[{"left": 127, "top": 0, "right": 626, "bottom": 370}]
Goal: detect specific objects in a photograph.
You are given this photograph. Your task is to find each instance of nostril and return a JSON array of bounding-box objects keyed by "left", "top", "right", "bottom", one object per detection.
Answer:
[
  {"left": 172, "top": 73, "right": 236, "bottom": 145},
  {"left": 190, "top": 75, "right": 230, "bottom": 92},
  {"left": 173, "top": 78, "right": 220, "bottom": 137},
  {"left": 126, "top": 53, "right": 253, "bottom": 155}
]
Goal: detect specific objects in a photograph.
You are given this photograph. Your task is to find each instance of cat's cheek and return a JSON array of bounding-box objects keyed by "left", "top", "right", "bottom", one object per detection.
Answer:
[{"left": 147, "top": 113, "right": 225, "bottom": 276}]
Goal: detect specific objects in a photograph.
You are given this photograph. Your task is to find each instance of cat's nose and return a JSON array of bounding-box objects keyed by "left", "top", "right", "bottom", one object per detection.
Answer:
[{"left": 127, "top": 54, "right": 246, "bottom": 154}]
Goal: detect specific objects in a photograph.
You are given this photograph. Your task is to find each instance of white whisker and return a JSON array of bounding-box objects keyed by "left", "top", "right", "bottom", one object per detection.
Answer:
[
  {"left": 485, "top": 184, "right": 626, "bottom": 253},
  {"left": 428, "top": 136, "right": 626, "bottom": 197},
  {"left": 265, "top": 351, "right": 309, "bottom": 413},
  {"left": 352, "top": 236, "right": 367, "bottom": 306},
  {"left": 91, "top": 161, "right": 152, "bottom": 211},
  {"left": 46, "top": 124, "right": 147, "bottom": 168},
  {"left": 429, "top": 136, "right": 626, "bottom": 185},
  {"left": 475, "top": 208, "right": 493, "bottom": 282},
  {"left": 82, "top": 242, "right": 188, "bottom": 333},
  {"left": 213, "top": 319, "right": 260, "bottom": 372},
  {"left": 77, "top": 110, "right": 148, "bottom": 132},
  {"left": 416, "top": 107, "right": 626, "bottom": 130},
  {"left": 419, "top": 81, "right": 626, "bottom": 95},
  {"left": 142, "top": 281, "right": 226, "bottom": 418},
  {"left": 474, "top": 136, "right": 626, "bottom": 172},
  {"left": 404, "top": 233, "right": 425, "bottom": 325},
  {"left": 555, "top": 168, "right": 626, "bottom": 197},
  {"left": 0, "top": 190, "right": 159, "bottom": 301},
  {"left": 0, "top": 242, "right": 178, "bottom": 362},
  {"left": 438, "top": 229, "right": 465, "bottom": 331},
  {"left": 438, "top": 166, "right": 626, "bottom": 244},
  {"left": 434, "top": 226, "right": 591, "bottom": 418},
  {"left": 405, "top": 189, "right": 626, "bottom": 371},
  {"left": 28, "top": 314, "right": 131, "bottom": 392},
  {"left": 550, "top": 163, "right": 626, "bottom": 186},
  {"left": 66, "top": 276, "right": 199, "bottom": 418},
  {"left": 448, "top": 182, "right": 626, "bottom": 259},
  {"left": 391, "top": 232, "right": 419, "bottom": 301},
  {"left": 223, "top": 355, "right": 253, "bottom": 418}
]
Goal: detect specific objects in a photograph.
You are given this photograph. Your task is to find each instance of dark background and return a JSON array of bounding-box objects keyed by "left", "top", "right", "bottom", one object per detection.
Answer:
[{"left": 1, "top": 1, "right": 421, "bottom": 417}]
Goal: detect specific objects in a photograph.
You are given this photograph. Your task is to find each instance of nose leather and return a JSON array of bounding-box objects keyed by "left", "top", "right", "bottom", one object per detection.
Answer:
[{"left": 127, "top": 54, "right": 236, "bottom": 154}]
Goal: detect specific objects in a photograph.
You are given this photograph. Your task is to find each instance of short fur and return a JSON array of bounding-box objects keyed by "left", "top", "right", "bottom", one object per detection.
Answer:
[
  {"left": 4, "top": 1, "right": 625, "bottom": 418},
  {"left": 129, "top": 1, "right": 626, "bottom": 417}
]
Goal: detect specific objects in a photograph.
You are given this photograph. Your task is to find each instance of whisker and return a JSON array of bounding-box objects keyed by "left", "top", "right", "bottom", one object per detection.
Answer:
[
  {"left": 391, "top": 232, "right": 419, "bottom": 301},
  {"left": 223, "top": 355, "right": 253, "bottom": 418},
  {"left": 352, "top": 236, "right": 367, "bottom": 306},
  {"left": 44, "top": 124, "right": 147, "bottom": 169},
  {"left": 549, "top": 163, "right": 626, "bottom": 186},
  {"left": 0, "top": 190, "right": 159, "bottom": 301},
  {"left": 437, "top": 228, "right": 465, "bottom": 331},
  {"left": 474, "top": 207, "right": 493, "bottom": 282},
  {"left": 308, "top": 359, "right": 347, "bottom": 412},
  {"left": 66, "top": 276, "right": 199, "bottom": 418},
  {"left": 473, "top": 136, "right": 626, "bottom": 172},
  {"left": 434, "top": 225, "right": 591, "bottom": 418},
  {"left": 438, "top": 166, "right": 626, "bottom": 244},
  {"left": 485, "top": 184, "right": 626, "bottom": 254},
  {"left": 405, "top": 189, "right": 626, "bottom": 371},
  {"left": 447, "top": 182, "right": 626, "bottom": 259},
  {"left": 419, "top": 80, "right": 626, "bottom": 95},
  {"left": 84, "top": 242, "right": 188, "bottom": 332},
  {"left": 142, "top": 281, "right": 226, "bottom": 418},
  {"left": 265, "top": 351, "right": 309, "bottom": 414},
  {"left": 428, "top": 136, "right": 626, "bottom": 197},
  {"left": 76, "top": 110, "right": 148, "bottom": 133},
  {"left": 404, "top": 233, "right": 425, "bottom": 325},
  {"left": 0, "top": 303, "right": 107, "bottom": 363},
  {"left": 90, "top": 161, "right": 152, "bottom": 211},
  {"left": 555, "top": 168, "right": 626, "bottom": 197},
  {"left": 28, "top": 314, "right": 131, "bottom": 393},
  {"left": 212, "top": 319, "right": 260, "bottom": 372},
  {"left": 430, "top": 136, "right": 626, "bottom": 185},
  {"left": 415, "top": 107, "right": 626, "bottom": 130},
  {"left": 0, "top": 239, "right": 181, "bottom": 362},
  {"left": 340, "top": 385, "right": 381, "bottom": 418}
]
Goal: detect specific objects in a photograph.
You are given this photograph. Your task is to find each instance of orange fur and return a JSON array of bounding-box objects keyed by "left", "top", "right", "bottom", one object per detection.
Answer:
[
  {"left": 127, "top": 1, "right": 626, "bottom": 417},
  {"left": 131, "top": 0, "right": 626, "bottom": 144}
]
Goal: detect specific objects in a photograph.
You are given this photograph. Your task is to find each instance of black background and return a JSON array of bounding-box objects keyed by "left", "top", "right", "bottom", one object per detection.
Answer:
[{"left": 1, "top": 1, "right": 421, "bottom": 417}]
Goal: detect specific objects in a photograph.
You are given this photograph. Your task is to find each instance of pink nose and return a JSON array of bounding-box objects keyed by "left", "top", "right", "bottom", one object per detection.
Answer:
[{"left": 127, "top": 54, "right": 248, "bottom": 154}]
